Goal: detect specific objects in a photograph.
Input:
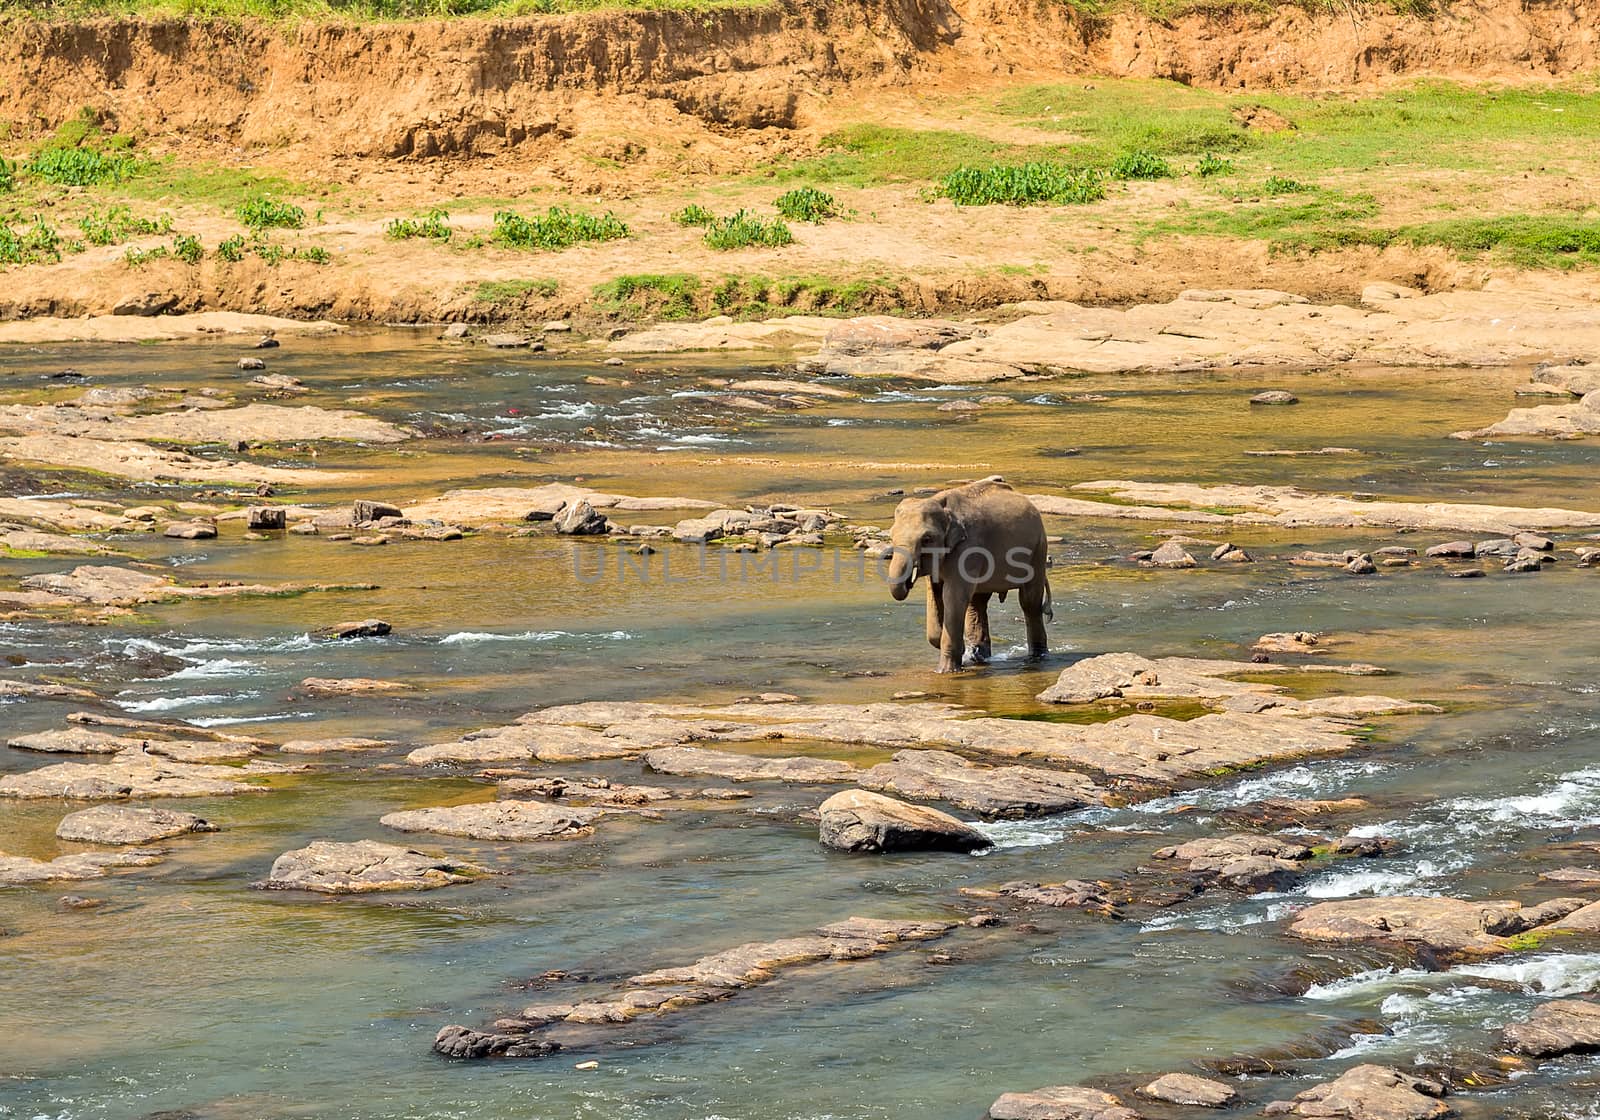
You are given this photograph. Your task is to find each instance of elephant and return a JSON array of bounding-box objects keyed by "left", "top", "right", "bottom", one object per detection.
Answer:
[{"left": 885, "top": 477, "right": 1052, "bottom": 673}]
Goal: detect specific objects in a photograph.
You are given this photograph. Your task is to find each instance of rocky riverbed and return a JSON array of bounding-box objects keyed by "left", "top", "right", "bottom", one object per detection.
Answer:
[{"left": 2, "top": 317, "right": 1600, "bottom": 1120}]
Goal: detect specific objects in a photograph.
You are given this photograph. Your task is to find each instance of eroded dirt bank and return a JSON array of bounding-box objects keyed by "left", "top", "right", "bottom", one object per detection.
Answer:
[{"left": 4, "top": 0, "right": 1598, "bottom": 162}]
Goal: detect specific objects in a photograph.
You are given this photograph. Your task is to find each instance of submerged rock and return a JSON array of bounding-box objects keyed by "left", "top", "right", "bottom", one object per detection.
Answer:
[
  {"left": 1500, "top": 998, "right": 1600, "bottom": 1057},
  {"left": 298, "top": 677, "right": 410, "bottom": 696},
  {"left": 1251, "top": 390, "right": 1299, "bottom": 405},
  {"left": 380, "top": 801, "right": 608, "bottom": 841},
  {"left": 258, "top": 840, "right": 486, "bottom": 893},
  {"left": 0, "top": 751, "right": 267, "bottom": 799},
  {"left": 1152, "top": 834, "right": 1316, "bottom": 892},
  {"left": 313, "top": 619, "right": 392, "bottom": 640},
  {"left": 0, "top": 847, "right": 164, "bottom": 885},
  {"left": 433, "top": 1024, "right": 561, "bottom": 1060},
  {"left": 55, "top": 805, "right": 218, "bottom": 844},
  {"left": 1264, "top": 1064, "right": 1448, "bottom": 1119},
  {"left": 1289, "top": 895, "right": 1590, "bottom": 958},
  {"left": 817, "top": 789, "right": 991, "bottom": 854},
  {"left": 987, "top": 1085, "right": 1142, "bottom": 1120},
  {"left": 858, "top": 749, "right": 1103, "bottom": 817},
  {"left": 279, "top": 737, "right": 396, "bottom": 754},
  {"left": 643, "top": 746, "right": 857, "bottom": 784},
  {"left": 1140, "top": 1073, "right": 1237, "bottom": 1108}
]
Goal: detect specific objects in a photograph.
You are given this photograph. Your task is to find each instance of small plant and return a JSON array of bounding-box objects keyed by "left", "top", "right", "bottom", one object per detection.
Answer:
[
  {"left": 1263, "top": 176, "right": 1313, "bottom": 195},
  {"left": 492, "top": 207, "right": 629, "bottom": 251},
  {"left": 0, "top": 217, "right": 76, "bottom": 266},
  {"left": 1195, "top": 152, "right": 1235, "bottom": 178},
  {"left": 26, "top": 146, "right": 136, "bottom": 186},
  {"left": 702, "top": 210, "right": 794, "bottom": 250},
  {"left": 124, "top": 244, "right": 168, "bottom": 267},
  {"left": 1108, "top": 149, "right": 1172, "bottom": 180},
  {"left": 79, "top": 206, "right": 174, "bottom": 246},
  {"left": 385, "top": 207, "right": 451, "bottom": 241},
  {"left": 0, "top": 157, "right": 14, "bottom": 192},
  {"left": 298, "top": 246, "right": 331, "bottom": 264},
  {"left": 172, "top": 234, "right": 204, "bottom": 264},
  {"left": 773, "top": 187, "right": 839, "bottom": 223},
  {"left": 237, "top": 194, "right": 306, "bottom": 230},
  {"left": 940, "top": 162, "right": 1105, "bottom": 206},
  {"left": 216, "top": 234, "right": 247, "bottom": 263},
  {"left": 672, "top": 204, "right": 715, "bottom": 227}
]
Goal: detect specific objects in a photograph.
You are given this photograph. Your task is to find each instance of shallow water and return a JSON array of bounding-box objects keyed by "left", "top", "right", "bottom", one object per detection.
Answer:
[{"left": 2, "top": 330, "right": 1599, "bottom": 1119}]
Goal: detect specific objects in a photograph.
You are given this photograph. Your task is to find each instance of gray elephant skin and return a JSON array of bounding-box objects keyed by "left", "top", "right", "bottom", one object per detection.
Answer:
[{"left": 885, "top": 477, "right": 1052, "bottom": 672}]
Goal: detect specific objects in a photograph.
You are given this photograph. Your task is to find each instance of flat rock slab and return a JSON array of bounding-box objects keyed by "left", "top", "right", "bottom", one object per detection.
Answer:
[
  {"left": 299, "top": 677, "right": 412, "bottom": 696},
  {"left": 858, "top": 749, "right": 1104, "bottom": 817},
  {"left": 642, "top": 746, "right": 858, "bottom": 784},
  {"left": 1265, "top": 1064, "right": 1449, "bottom": 1119},
  {"left": 604, "top": 315, "right": 838, "bottom": 355},
  {"left": 0, "top": 401, "right": 411, "bottom": 445},
  {"left": 0, "top": 680, "right": 100, "bottom": 701},
  {"left": 0, "top": 847, "right": 164, "bottom": 885},
  {"left": 1038, "top": 652, "right": 1288, "bottom": 704},
  {"left": 1035, "top": 480, "right": 1600, "bottom": 535},
  {"left": 1152, "top": 833, "right": 1316, "bottom": 892},
  {"left": 380, "top": 801, "right": 608, "bottom": 841},
  {"left": 818, "top": 789, "right": 991, "bottom": 854},
  {"left": 1140, "top": 1073, "right": 1236, "bottom": 1108},
  {"left": 1289, "top": 895, "right": 1591, "bottom": 958},
  {"left": 404, "top": 483, "right": 716, "bottom": 526},
  {"left": 988, "top": 1085, "right": 1142, "bottom": 1120},
  {"left": 8, "top": 728, "right": 132, "bottom": 754},
  {"left": 1452, "top": 391, "right": 1600, "bottom": 440},
  {"left": 55, "top": 805, "right": 219, "bottom": 844},
  {"left": 0, "top": 434, "right": 334, "bottom": 485},
  {"left": 0, "top": 751, "right": 268, "bottom": 799},
  {"left": 17, "top": 565, "right": 363, "bottom": 609},
  {"left": 259, "top": 840, "right": 486, "bottom": 893},
  {"left": 1500, "top": 998, "right": 1600, "bottom": 1057},
  {"left": 279, "top": 737, "right": 396, "bottom": 754},
  {"left": 433, "top": 914, "right": 954, "bottom": 1059}
]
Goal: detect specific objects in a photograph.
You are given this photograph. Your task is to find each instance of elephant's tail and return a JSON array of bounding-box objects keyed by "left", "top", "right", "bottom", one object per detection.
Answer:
[{"left": 1042, "top": 575, "right": 1054, "bottom": 621}]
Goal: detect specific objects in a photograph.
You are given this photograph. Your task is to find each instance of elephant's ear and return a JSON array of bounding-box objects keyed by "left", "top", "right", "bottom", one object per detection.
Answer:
[{"left": 940, "top": 502, "right": 967, "bottom": 549}]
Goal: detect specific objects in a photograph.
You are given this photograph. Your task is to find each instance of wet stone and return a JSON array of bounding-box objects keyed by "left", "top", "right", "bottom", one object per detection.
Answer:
[
  {"left": 1264, "top": 1064, "right": 1449, "bottom": 1120},
  {"left": 0, "top": 847, "right": 164, "bottom": 885},
  {"left": 258, "top": 839, "right": 486, "bottom": 893},
  {"left": 643, "top": 746, "right": 857, "bottom": 783},
  {"left": 987, "top": 1085, "right": 1142, "bottom": 1120},
  {"left": 1151, "top": 834, "right": 1316, "bottom": 892},
  {"left": 380, "top": 801, "right": 609, "bottom": 841},
  {"left": 858, "top": 749, "right": 1103, "bottom": 817},
  {"left": 1251, "top": 390, "right": 1299, "bottom": 405},
  {"left": 1500, "top": 998, "right": 1600, "bottom": 1057},
  {"left": 817, "top": 789, "right": 992, "bottom": 854},
  {"left": 313, "top": 619, "right": 391, "bottom": 640},
  {"left": 1149, "top": 540, "right": 1197, "bottom": 568},
  {"left": 1289, "top": 895, "right": 1590, "bottom": 958},
  {"left": 1139, "top": 1073, "right": 1237, "bottom": 1108},
  {"left": 55, "top": 805, "right": 218, "bottom": 844}
]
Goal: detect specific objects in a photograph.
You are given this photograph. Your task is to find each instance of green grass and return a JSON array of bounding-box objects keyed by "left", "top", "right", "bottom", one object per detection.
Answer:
[
  {"left": 701, "top": 209, "right": 793, "bottom": 250},
  {"left": 771, "top": 124, "right": 1066, "bottom": 186},
  {"left": 385, "top": 207, "right": 452, "bottom": 241},
  {"left": 492, "top": 206, "right": 628, "bottom": 250},
  {"left": 772, "top": 186, "right": 840, "bottom": 223},
  {"left": 940, "top": 162, "right": 1106, "bottom": 206},
  {"left": 114, "top": 161, "right": 316, "bottom": 211},
  {"left": 237, "top": 194, "right": 306, "bottom": 230},
  {"left": 592, "top": 270, "right": 895, "bottom": 320},
  {"left": 1195, "top": 152, "right": 1235, "bottom": 178},
  {"left": 473, "top": 278, "right": 560, "bottom": 302},
  {"left": 593, "top": 273, "right": 700, "bottom": 318},
  {"left": 78, "top": 205, "right": 173, "bottom": 245}
]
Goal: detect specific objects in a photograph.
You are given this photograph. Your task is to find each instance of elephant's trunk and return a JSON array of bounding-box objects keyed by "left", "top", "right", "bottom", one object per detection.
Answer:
[{"left": 886, "top": 548, "right": 915, "bottom": 601}]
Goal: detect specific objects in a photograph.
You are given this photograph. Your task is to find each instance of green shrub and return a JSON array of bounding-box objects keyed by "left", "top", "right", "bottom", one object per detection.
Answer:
[
  {"left": 1108, "top": 149, "right": 1171, "bottom": 181},
  {"left": 702, "top": 210, "right": 794, "bottom": 250},
  {"left": 492, "top": 206, "right": 629, "bottom": 250},
  {"left": 1195, "top": 152, "right": 1235, "bottom": 178},
  {"left": 672, "top": 204, "right": 715, "bottom": 227},
  {"left": 79, "top": 206, "right": 174, "bottom": 246},
  {"left": 237, "top": 194, "right": 306, "bottom": 230},
  {"left": 216, "top": 234, "right": 247, "bottom": 263},
  {"left": 1263, "top": 176, "right": 1313, "bottom": 195},
  {"left": 386, "top": 207, "right": 451, "bottom": 241},
  {"left": 299, "top": 246, "right": 331, "bottom": 264},
  {"left": 773, "top": 186, "right": 839, "bottom": 223},
  {"left": 26, "top": 146, "right": 136, "bottom": 186},
  {"left": 173, "top": 234, "right": 204, "bottom": 265},
  {"left": 0, "top": 217, "right": 74, "bottom": 265},
  {"left": 940, "top": 162, "right": 1105, "bottom": 206},
  {"left": 123, "top": 245, "right": 168, "bottom": 267}
]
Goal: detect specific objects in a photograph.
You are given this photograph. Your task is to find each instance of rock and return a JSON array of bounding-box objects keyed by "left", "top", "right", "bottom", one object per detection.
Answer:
[
  {"left": 1501, "top": 998, "right": 1600, "bottom": 1057},
  {"left": 258, "top": 840, "right": 485, "bottom": 893},
  {"left": 8, "top": 728, "right": 136, "bottom": 754},
  {"left": 1452, "top": 390, "right": 1600, "bottom": 440},
  {"left": 1345, "top": 554, "right": 1378, "bottom": 575},
  {"left": 237, "top": 357, "right": 267, "bottom": 371},
  {"left": 1513, "top": 531, "right": 1555, "bottom": 551},
  {"left": 1426, "top": 540, "right": 1479, "bottom": 558},
  {"left": 820, "top": 316, "right": 977, "bottom": 355},
  {"left": 0, "top": 847, "right": 164, "bottom": 885},
  {"left": 0, "top": 751, "right": 267, "bottom": 799},
  {"left": 112, "top": 291, "right": 178, "bottom": 317},
  {"left": 246, "top": 506, "right": 287, "bottom": 531},
  {"left": 542, "top": 321, "right": 571, "bottom": 333},
  {"left": 936, "top": 399, "right": 981, "bottom": 413},
  {"left": 1474, "top": 538, "right": 1518, "bottom": 557},
  {"left": 1037, "top": 652, "right": 1282, "bottom": 704},
  {"left": 433, "top": 1024, "right": 562, "bottom": 1060},
  {"left": 440, "top": 323, "right": 471, "bottom": 341},
  {"left": 553, "top": 500, "right": 609, "bottom": 535},
  {"left": 1152, "top": 834, "right": 1315, "bottom": 891},
  {"left": 313, "top": 619, "right": 391, "bottom": 640},
  {"left": 380, "top": 801, "right": 608, "bottom": 841},
  {"left": 1288, "top": 895, "right": 1588, "bottom": 957},
  {"left": 1504, "top": 553, "right": 1543, "bottom": 573},
  {"left": 817, "top": 789, "right": 991, "bottom": 854},
  {"left": 162, "top": 520, "right": 217, "bottom": 540},
  {"left": 858, "top": 749, "right": 1103, "bottom": 817},
  {"left": 279, "top": 737, "right": 395, "bottom": 754},
  {"left": 298, "top": 677, "right": 410, "bottom": 696},
  {"left": 55, "top": 805, "right": 218, "bottom": 844},
  {"left": 642, "top": 746, "right": 857, "bottom": 784},
  {"left": 352, "top": 500, "right": 403, "bottom": 523},
  {"left": 482, "top": 334, "right": 532, "bottom": 348},
  {"left": 1251, "top": 390, "right": 1299, "bottom": 405},
  {"left": 1254, "top": 632, "right": 1322, "bottom": 654},
  {"left": 1449, "top": 568, "right": 1486, "bottom": 579},
  {"left": 251, "top": 373, "right": 304, "bottom": 391},
  {"left": 1538, "top": 866, "right": 1600, "bottom": 885},
  {"left": 1140, "top": 1073, "right": 1236, "bottom": 1108},
  {"left": 0, "top": 680, "right": 99, "bottom": 701},
  {"left": 1149, "top": 541, "right": 1197, "bottom": 568},
  {"left": 988, "top": 1086, "right": 1142, "bottom": 1120},
  {"left": 728, "top": 379, "right": 855, "bottom": 399},
  {"left": 1267, "top": 1064, "right": 1448, "bottom": 1119}
]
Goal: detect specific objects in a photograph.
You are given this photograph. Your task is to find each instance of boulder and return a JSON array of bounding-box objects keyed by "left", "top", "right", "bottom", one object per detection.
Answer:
[
  {"left": 988, "top": 1086, "right": 1142, "bottom": 1120},
  {"left": 553, "top": 500, "right": 609, "bottom": 535},
  {"left": 1139, "top": 1073, "right": 1237, "bottom": 1108},
  {"left": 817, "top": 789, "right": 992, "bottom": 854},
  {"left": 433, "top": 1025, "right": 561, "bottom": 1060},
  {"left": 1152, "top": 834, "right": 1315, "bottom": 891},
  {"left": 858, "top": 749, "right": 1103, "bottom": 817},
  {"left": 237, "top": 356, "right": 267, "bottom": 371},
  {"left": 246, "top": 506, "right": 287, "bottom": 531},
  {"left": 1264, "top": 1064, "right": 1448, "bottom": 1119},
  {"left": 1149, "top": 541, "right": 1197, "bottom": 568},
  {"left": 1288, "top": 895, "right": 1588, "bottom": 957},
  {"left": 258, "top": 840, "right": 485, "bottom": 893},
  {"left": 1251, "top": 390, "right": 1299, "bottom": 405},
  {"left": 298, "top": 677, "right": 410, "bottom": 696},
  {"left": 162, "top": 520, "right": 217, "bottom": 540},
  {"left": 380, "top": 801, "right": 608, "bottom": 841},
  {"left": 8, "top": 728, "right": 135, "bottom": 754},
  {"left": 352, "top": 500, "right": 403, "bottom": 523},
  {"left": 1425, "top": 541, "right": 1475, "bottom": 558},
  {"left": 55, "top": 805, "right": 218, "bottom": 844},
  {"left": 1500, "top": 998, "right": 1600, "bottom": 1057},
  {"left": 313, "top": 619, "right": 391, "bottom": 640}
]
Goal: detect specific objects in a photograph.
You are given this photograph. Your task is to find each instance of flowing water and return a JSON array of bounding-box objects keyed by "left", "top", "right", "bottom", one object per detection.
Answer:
[{"left": 1, "top": 330, "right": 1598, "bottom": 1118}]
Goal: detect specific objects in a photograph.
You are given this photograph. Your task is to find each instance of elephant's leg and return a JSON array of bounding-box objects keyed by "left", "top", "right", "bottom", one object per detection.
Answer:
[
  {"left": 1020, "top": 578, "right": 1049, "bottom": 659},
  {"left": 925, "top": 581, "right": 944, "bottom": 649},
  {"left": 964, "top": 592, "right": 992, "bottom": 663},
  {"left": 937, "top": 580, "right": 969, "bottom": 673}
]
